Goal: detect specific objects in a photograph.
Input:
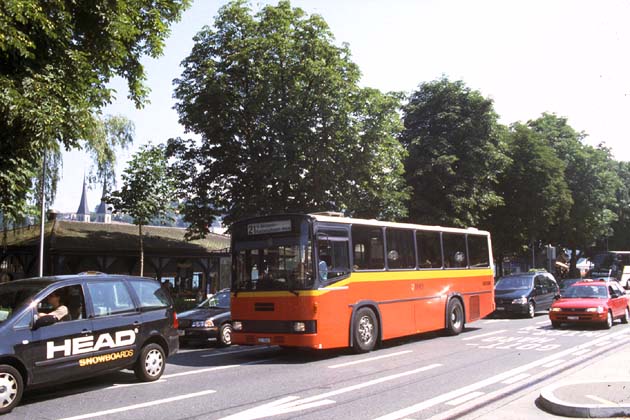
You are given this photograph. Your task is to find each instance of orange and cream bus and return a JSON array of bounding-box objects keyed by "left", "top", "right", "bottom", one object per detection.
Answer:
[{"left": 230, "top": 213, "right": 495, "bottom": 353}]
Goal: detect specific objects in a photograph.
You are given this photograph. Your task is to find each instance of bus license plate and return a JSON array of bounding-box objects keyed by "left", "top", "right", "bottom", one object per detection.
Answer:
[
  {"left": 567, "top": 316, "right": 579, "bottom": 320},
  {"left": 258, "top": 337, "right": 271, "bottom": 343}
]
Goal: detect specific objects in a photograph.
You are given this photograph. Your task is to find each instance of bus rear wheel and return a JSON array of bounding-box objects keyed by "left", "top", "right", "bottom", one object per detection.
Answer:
[
  {"left": 352, "top": 307, "right": 378, "bottom": 353},
  {"left": 445, "top": 299, "right": 464, "bottom": 336}
]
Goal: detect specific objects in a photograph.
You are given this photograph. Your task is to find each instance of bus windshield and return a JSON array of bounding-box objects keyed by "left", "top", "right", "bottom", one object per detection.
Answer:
[{"left": 234, "top": 241, "right": 314, "bottom": 291}]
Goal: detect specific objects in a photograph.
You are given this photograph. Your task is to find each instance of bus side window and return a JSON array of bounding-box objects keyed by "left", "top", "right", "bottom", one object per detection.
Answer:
[
  {"left": 416, "top": 231, "right": 442, "bottom": 269},
  {"left": 443, "top": 233, "right": 467, "bottom": 268},
  {"left": 352, "top": 225, "right": 384, "bottom": 270},
  {"left": 467, "top": 234, "right": 490, "bottom": 267},
  {"left": 386, "top": 228, "right": 416, "bottom": 269}
]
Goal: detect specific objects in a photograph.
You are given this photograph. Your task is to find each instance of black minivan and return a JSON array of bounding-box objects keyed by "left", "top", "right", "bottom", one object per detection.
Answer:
[
  {"left": 0, "top": 273, "right": 179, "bottom": 414},
  {"left": 494, "top": 271, "right": 559, "bottom": 318}
]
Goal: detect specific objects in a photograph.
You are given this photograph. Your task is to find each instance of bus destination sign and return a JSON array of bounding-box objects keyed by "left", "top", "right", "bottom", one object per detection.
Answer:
[{"left": 247, "top": 220, "right": 292, "bottom": 236}]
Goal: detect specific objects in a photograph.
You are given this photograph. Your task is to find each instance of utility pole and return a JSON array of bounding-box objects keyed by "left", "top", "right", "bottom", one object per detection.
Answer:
[{"left": 38, "top": 152, "right": 46, "bottom": 277}]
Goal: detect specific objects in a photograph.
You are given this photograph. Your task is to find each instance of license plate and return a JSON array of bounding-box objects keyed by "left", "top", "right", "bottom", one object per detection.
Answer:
[
  {"left": 258, "top": 337, "right": 271, "bottom": 343},
  {"left": 178, "top": 330, "right": 185, "bottom": 336},
  {"left": 496, "top": 307, "right": 504, "bottom": 311},
  {"left": 567, "top": 316, "right": 579, "bottom": 320}
]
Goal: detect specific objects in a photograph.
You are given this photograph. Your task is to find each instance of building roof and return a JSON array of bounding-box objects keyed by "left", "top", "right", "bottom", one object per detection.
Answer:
[
  {"left": 76, "top": 178, "right": 90, "bottom": 215},
  {"left": 2, "top": 220, "right": 230, "bottom": 255}
]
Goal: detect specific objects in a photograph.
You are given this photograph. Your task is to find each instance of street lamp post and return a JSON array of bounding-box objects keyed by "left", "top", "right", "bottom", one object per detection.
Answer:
[{"left": 38, "top": 152, "right": 46, "bottom": 277}]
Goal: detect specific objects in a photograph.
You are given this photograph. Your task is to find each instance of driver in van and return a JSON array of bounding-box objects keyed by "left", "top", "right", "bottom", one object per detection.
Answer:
[{"left": 38, "top": 291, "right": 69, "bottom": 322}]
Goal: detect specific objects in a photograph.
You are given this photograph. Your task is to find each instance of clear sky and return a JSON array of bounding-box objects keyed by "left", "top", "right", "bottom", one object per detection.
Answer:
[{"left": 52, "top": 0, "right": 630, "bottom": 212}]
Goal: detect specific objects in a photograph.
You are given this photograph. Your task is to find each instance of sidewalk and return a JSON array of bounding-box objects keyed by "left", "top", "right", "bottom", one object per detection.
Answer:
[{"left": 455, "top": 343, "right": 630, "bottom": 420}]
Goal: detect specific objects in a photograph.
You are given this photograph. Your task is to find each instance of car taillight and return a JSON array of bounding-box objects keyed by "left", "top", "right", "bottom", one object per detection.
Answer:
[{"left": 173, "top": 312, "right": 179, "bottom": 329}]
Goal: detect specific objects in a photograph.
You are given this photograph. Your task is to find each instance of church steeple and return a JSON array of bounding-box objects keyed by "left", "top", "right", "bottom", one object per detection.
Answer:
[
  {"left": 76, "top": 177, "right": 91, "bottom": 222},
  {"left": 96, "top": 182, "right": 111, "bottom": 223}
]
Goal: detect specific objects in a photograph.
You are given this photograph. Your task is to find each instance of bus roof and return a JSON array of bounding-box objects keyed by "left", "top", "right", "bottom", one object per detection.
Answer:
[{"left": 309, "top": 213, "right": 490, "bottom": 236}]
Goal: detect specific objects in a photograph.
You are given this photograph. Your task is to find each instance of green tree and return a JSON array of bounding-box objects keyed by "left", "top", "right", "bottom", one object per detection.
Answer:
[
  {"left": 86, "top": 115, "right": 135, "bottom": 192},
  {"left": 608, "top": 161, "right": 630, "bottom": 249},
  {"left": 107, "top": 144, "right": 177, "bottom": 276},
  {"left": 529, "top": 113, "right": 619, "bottom": 274},
  {"left": 170, "top": 0, "right": 408, "bottom": 238},
  {"left": 490, "top": 123, "right": 572, "bottom": 272},
  {"left": 401, "top": 77, "right": 509, "bottom": 227},
  {"left": 0, "top": 0, "right": 190, "bottom": 222}
]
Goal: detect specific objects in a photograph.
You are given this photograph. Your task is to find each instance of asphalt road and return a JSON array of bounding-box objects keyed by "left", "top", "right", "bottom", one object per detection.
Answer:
[{"left": 7, "top": 313, "right": 630, "bottom": 420}]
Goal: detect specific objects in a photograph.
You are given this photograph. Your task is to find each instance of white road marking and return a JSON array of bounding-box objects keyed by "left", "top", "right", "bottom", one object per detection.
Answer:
[
  {"left": 536, "top": 320, "right": 549, "bottom": 325},
  {"left": 461, "top": 330, "right": 507, "bottom": 341},
  {"left": 445, "top": 391, "right": 485, "bottom": 406},
  {"left": 501, "top": 373, "right": 530, "bottom": 385},
  {"left": 219, "top": 363, "right": 442, "bottom": 420},
  {"left": 542, "top": 359, "right": 565, "bottom": 368},
  {"left": 201, "top": 347, "right": 270, "bottom": 358},
  {"left": 328, "top": 351, "right": 413, "bottom": 369},
  {"left": 57, "top": 389, "right": 217, "bottom": 420},
  {"left": 373, "top": 329, "right": 630, "bottom": 420},
  {"left": 586, "top": 394, "right": 618, "bottom": 406},
  {"left": 572, "top": 349, "right": 591, "bottom": 356},
  {"left": 595, "top": 341, "right": 611, "bottom": 347},
  {"left": 106, "top": 379, "right": 167, "bottom": 389},
  {"left": 162, "top": 364, "right": 239, "bottom": 379}
]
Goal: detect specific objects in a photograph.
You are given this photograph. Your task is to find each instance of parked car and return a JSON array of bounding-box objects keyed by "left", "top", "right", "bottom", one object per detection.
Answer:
[
  {"left": 0, "top": 273, "right": 179, "bottom": 414},
  {"left": 559, "top": 278, "right": 582, "bottom": 295},
  {"left": 177, "top": 289, "right": 232, "bottom": 346},
  {"left": 494, "top": 271, "right": 559, "bottom": 318},
  {"left": 549, "top": 280, "right": 630, "bottom": 329}
]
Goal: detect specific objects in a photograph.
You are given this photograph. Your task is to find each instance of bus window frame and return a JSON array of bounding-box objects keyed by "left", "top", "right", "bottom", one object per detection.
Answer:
[
  {"left": 350, "top": 225, "right": 387, "bottom": 272},
  {"left": 314, "top": 223, "right": 352, "bottom": 286},
  {"left": 385, "top": 227, "right": 418, "bottom": 271},
  {"left": 416, "top": 230, "right": 444, "bottom": 271}
]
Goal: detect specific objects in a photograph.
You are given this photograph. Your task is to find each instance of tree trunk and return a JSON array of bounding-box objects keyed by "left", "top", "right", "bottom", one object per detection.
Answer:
[{"left": 139, "top": 224, "right": 144, "bottom": 277}]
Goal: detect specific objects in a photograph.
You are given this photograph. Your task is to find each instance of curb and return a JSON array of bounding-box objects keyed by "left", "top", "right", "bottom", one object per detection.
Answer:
[{"left": 538, "top": 379, "right": 630, "bottom": 418}]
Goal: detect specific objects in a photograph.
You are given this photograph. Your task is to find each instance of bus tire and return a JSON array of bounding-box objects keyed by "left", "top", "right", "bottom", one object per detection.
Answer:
[
  {"left": 352, "top": 307, "right": 378, "bottom": 353},
  {"left": 0, "top": 364, "right": 23, "bottom": 415},
  {"left": 445, "top": 299, "right": 464, "bottom": 336}
]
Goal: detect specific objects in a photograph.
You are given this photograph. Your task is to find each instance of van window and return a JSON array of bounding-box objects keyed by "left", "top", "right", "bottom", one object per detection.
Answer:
[
  {"left": 87, "top": 281, "right": 135, "bottom": 317},
  {"left": 129, "top": 280, "right": 171, "bottom": 309}
]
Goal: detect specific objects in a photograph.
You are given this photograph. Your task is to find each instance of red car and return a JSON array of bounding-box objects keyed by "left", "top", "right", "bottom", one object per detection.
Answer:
[{"left": 549, "top": 280, "right": 630, "bottom": 329}]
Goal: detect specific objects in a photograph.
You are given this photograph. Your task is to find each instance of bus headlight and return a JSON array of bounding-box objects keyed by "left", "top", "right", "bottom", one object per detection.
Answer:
[
  {"left": 232, "top": 321, "right": 243, "bottom": 331},
  {"left": 293, "top": 322, "right": 306, "bottom": 332}
]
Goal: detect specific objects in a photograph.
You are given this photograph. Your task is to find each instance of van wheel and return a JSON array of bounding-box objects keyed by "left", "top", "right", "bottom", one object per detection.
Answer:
[
  {"left": 527, "top": 302, "right": 535, "bottom": 318},
  {"left": 135, "top": 343, "right": 165, "bottom": 382},
  {"left": 445, "top": 299, "right": 464, "bottom": 336},
  {"left": 0, "top": 365, "right": 23, "bottom": 415},
  {"left": 352, "top": 307, "right": 378, "bottom": 353},
  {"left": 218, "top": 324, "right": 233, "bottom": 347}
]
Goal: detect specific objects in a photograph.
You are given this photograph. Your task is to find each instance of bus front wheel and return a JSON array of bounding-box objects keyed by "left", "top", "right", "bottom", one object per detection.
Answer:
[
  {"left": 352, "top": 307, "right": 378, "bottom": 353},
  {"left": 445, "top": 299, "right": 464, "bottom": 336}
]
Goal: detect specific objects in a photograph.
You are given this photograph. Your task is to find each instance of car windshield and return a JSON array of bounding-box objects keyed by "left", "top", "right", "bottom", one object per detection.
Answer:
[
  {"left": 198, "top": 292, "right": 230, "bottom": 309},
  {"left": 0, "top": 282, "right": 47, "bottom": 323},
  {"left": 495, "top": 276, "right": 533, "bottom": 290},
  {"left": 560, "top": 279, "right": 581, "bottom": 290},
  {"left": 562, "top": 284, "right": 608, "bottom": 299}
]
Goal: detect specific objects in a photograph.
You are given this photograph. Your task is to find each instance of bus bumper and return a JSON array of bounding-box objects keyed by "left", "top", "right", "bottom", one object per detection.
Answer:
[{"left": 232, "top": 332, "right": 323, "bottom": 349}]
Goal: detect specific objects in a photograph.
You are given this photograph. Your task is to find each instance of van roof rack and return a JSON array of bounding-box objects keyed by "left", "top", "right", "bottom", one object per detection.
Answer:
[{"left": 310, "top": 211, "right": 345, "bottom": 217}]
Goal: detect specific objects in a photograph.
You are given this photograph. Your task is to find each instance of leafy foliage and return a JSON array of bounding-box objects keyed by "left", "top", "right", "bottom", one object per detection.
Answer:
[
  {"left": 107, "top": 144, "right": 177, "bottom": 275},
  {"left": 170, "top": 0, "right": 408, "bottom": 238},
  {"left": 401, "top": 77, "right": 509, "bottom": 227},
  {"left": 491, "top": 123, "right": 572, "bottom": 254},
  {"left": 0, "top": 0, "right": 190, "bottom": 222}
]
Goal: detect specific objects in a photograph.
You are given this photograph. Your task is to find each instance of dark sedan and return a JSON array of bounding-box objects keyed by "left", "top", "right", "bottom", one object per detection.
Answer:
[{"left": 177, "top": 290, "right": 232, "bottom": 346}]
